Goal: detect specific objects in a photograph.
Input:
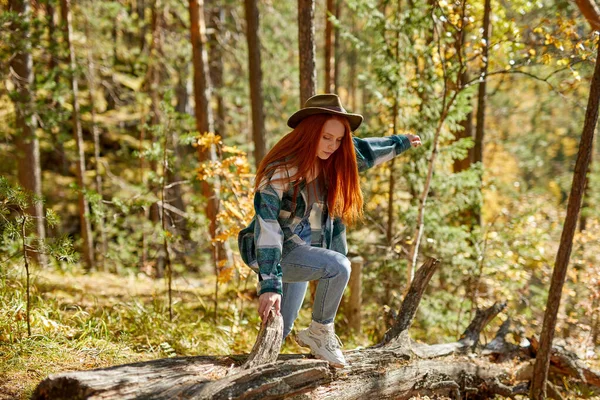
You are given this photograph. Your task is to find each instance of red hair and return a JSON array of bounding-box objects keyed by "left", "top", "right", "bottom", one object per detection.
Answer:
[{"left": 255, "top": 114, "right": 363, "bottom": 225}]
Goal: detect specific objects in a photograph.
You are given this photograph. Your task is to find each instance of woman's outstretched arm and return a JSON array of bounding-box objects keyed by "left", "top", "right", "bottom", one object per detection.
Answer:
[{"left": 353, "top": 134, "right": 421, "bottom": 172}]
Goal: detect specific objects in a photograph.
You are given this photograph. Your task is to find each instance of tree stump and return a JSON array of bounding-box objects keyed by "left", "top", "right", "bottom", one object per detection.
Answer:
[{"left": 347, "top": 255, "right": 363, "bottom": 333}]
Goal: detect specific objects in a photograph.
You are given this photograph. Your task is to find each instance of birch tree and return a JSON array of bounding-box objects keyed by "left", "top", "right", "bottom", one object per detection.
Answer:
[{"left": 60, "top": 0, "right": 95, "bottom": 270}]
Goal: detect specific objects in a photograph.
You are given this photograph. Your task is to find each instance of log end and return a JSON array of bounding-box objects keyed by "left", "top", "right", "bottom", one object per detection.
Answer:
[
  {"left": 242, "top": 309, "right": 284, "bottom": 369},
  {"left": 32, "top": 375, "right": 94, "bottom": 400}
]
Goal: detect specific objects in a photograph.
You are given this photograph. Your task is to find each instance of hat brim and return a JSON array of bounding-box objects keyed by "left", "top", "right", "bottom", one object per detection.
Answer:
[{"left": 287, "top": 107, "right": 363, "bottom": 132}]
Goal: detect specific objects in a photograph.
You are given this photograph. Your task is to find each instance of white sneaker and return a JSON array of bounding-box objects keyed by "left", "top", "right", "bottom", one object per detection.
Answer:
[{"left": 296, "top": 321, "right": 348, "bottom": 368}]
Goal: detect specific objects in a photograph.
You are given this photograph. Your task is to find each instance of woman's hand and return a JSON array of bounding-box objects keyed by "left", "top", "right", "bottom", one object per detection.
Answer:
[
  {"left": 258, "top": 292, "right": 281, "bottom": 324},
  {"left": 406, "top": 134, "right": 422, "bottom": 147}
]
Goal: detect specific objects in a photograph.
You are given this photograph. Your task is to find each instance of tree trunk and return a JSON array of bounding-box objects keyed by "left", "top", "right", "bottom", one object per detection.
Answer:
[
  {"left": 166, "top": 134, "right": 190, "bottom": 245},
  {"left": 244, "top": 0, "right": 267, "bottom": 167},
  {"left": 84, "top": 13, "right": 108, "bottom": 270},
  {"left": 139, "top": 110, "right": 148, "bottom": 274},
  {"left": 452, "top": 70, "right": 473, "bottom": 173},
  {"left": 349, "top": 13, "right": 357, "bottom": 111},
  {"left": 9, "top": 0, "right": 48, "bottom": 267},
  {"left": 60, "top": 0, "right": 95, "bottom": 271},
  {"left": 189, "top": 0, "right": 230, "bottom": 314},
  {"left": 137, "top": 0, "right": 147, "bottom": 52},
  {"left": 386, "top": 0, "right": 401, "bottom": 246},
  {"left": 580, "top": 112, "right": 596, "bottom": 232},
  {"left": 324, "top": 0, "right": 334, "bottom": 93},
  {"left": 298, "top": 0, "right": 316, "bottom": 105},
  {"left": 149, "top": 0, "right": 165, "bottom": 278},
  {"left": 166, "top": 71, "right": 190, "bottom": 244},
  {"left": 46, "top": 0, "right": 69, "bottom": 176},
  {"left": 575, "top": 0, "right": 600, "bottom": 31},
  {"left": 530, "top": 38, "right": 600, "bottom": 400},
  {"left": 333, "top": 0, "right": 341, "bottom": 94},
  {"left": 175, "top": 62, "right": 190, "bottom": 115},
  {"left": 189, "top": 0, "right": 214, "bottom": 135},
  {"left": 207, "top": 3, "right": 227, "bottom": 139},
  {"left": 111, "top": 11, "right": 119, "bottom": 67},
  {"left": 472, "top": 0, "right": 491, "bottom": 226},
  {"left": 347, "top": 256, "right": 363, "bottom": 333}
]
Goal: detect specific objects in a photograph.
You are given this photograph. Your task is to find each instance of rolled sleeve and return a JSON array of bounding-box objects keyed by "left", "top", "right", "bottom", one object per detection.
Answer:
[{"left": 353, "top": 134, "right": 412, "bottom": 172}]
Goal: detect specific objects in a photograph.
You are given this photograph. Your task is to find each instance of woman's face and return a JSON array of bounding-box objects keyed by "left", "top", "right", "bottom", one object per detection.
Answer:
[{"left": 317, "top": 118, "right": 345, "bottom": 160}]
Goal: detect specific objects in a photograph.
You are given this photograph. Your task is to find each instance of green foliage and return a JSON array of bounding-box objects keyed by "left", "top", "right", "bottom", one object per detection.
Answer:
[{"left": 0, "top": 177, "right": 74, "bottom": 263}]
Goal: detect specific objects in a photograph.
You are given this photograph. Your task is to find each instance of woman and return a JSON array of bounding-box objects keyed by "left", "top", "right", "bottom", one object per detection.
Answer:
[{"left": 238, "top": 94, "right": 421, "bottom": 367}]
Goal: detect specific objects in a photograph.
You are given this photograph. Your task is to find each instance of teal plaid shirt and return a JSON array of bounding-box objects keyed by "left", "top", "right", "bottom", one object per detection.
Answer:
[{"left": 238, "top": 134, "right": 412, "bottom": 295}]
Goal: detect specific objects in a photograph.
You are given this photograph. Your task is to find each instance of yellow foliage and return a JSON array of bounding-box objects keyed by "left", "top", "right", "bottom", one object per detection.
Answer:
[
  {"left": 548, "top": 180, "right": 562, "bottom": 201},
  {"left": 217, "top": 265, "right": 235, "bottom": 284},
  {"left": 482, "top": 141, "right": 520, "bottom": 220},
  {"left": 196, "top": 133, "right": 255, "bottom": 271},
  {"left": 560, "top": 137, "right": 578, "bottom": 157},
  {"left": 195, "top": 132, "right": 222, "bottom": 150}
]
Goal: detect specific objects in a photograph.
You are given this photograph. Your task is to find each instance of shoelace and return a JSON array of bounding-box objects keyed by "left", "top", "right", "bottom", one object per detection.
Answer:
[{"left": 323, "top": 331, "right": 343, "bottom": 350}]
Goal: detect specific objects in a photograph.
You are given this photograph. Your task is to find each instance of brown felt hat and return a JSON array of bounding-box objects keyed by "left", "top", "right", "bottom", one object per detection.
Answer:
[{"left": 287, "top": 94, "right": 363, "bottom": 132}]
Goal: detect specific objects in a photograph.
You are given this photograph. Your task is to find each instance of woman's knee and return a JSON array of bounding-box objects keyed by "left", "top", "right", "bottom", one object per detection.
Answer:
[{"left": 328, "top": 254, "right": 351, "bottom": 281}]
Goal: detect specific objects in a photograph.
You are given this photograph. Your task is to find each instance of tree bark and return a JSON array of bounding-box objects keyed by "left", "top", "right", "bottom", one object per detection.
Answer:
[
  {"left": 207, "top": 3, "right": 226, "bottom": 139},
  {"left": 347, "top": 256, "right": 363, "bottom": 333},
  {"left": 575, "top": 0, "right": 600, "bottom": 31},
  {"left": 9, "top": 0, "right": 48, "bottom": 267},
  {"left": 579, "top": 148, "right": 591, "bottom": 231},
  {"left": 173, "top": 60, "right": 192, "bottom": 238},
  {"left": 473, "top": 0, "right": 491, "bottom": 226},
  {"left": 139, "top": 110, "right": 148, "bottom": 274},
  {"left": 349, "top": 13, "right": 357, "bottom": 111},
  {"left": 530, "top": 39, "right": 600, "bottom": 400},
  {"left": 46, "top": 0, "right": 69, "bottom": 176},
  {"left": 298, "top": 0, "right": 316, "bottom": 106},
  {"left": 137, "top": 0, "right": 147, "bottom": 52},
  {"left": 60, "top": 0, "right": 95, "bottom": 270},
  {"left": 452, "top": 65, "right": 473, "bottom": 173},
  {"left": 383, "top": 258, "right": 440, "bottom": 346},
  {"left": 175, "top": 61, "right": 190, "bottom": 115},
  {"left": 189, "top": 0, "right": 230, "bottom": 308},
  {"left": 324, "top": 0, "right": 334, "bottom": 93},
  {"left": 190, "top": 0, "right": 214, "bottom": 135},
  {"left": 244, "top": 0, "right": 267, "bottom": 167},
  {"left": 241, "top": 311, "right": 284, "bottom": 370},
  {"left": 333, "top": 0, "right": 341, "bottom": 94},
  {"left": 84, "top": 13, "right": 108, "bottom": 270},
  {"left": 386, "top": 0, "right": 401, "bottom": 246},
  {"left": 148, "top": 0, "right": 166, "bottom": 278}
]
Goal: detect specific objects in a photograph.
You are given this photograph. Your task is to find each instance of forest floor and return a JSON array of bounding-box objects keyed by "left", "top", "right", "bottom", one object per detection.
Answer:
[
  {"left": 0, "top": 263, "right": 346, "bottom": 399},
  {"left": 1, "top": 263, "right": 599, "bottom": 399}
]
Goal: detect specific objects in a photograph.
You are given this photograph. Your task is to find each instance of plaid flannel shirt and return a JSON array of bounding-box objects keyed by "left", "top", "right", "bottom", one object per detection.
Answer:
[{"left": 238, "top": 134, "right": 412, "bottom": 295}]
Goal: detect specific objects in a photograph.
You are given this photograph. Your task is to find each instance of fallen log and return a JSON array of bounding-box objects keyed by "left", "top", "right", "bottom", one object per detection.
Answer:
[
  {"left": 32, "top": 257, "right": 600, "bottom": 400},
  {"left": 529, "top": 335, "right": 600, "bottom": 387}
]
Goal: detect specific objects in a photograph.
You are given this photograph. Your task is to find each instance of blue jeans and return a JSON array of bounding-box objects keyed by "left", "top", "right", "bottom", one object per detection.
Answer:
[{"left": 280, "top": 243, "right": 351, "bottom": 338}]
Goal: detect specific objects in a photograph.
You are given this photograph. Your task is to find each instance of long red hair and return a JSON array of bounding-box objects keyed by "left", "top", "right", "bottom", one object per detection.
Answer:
[{"left": 255, "top": 114, "right": 363, "bottom": 225}]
